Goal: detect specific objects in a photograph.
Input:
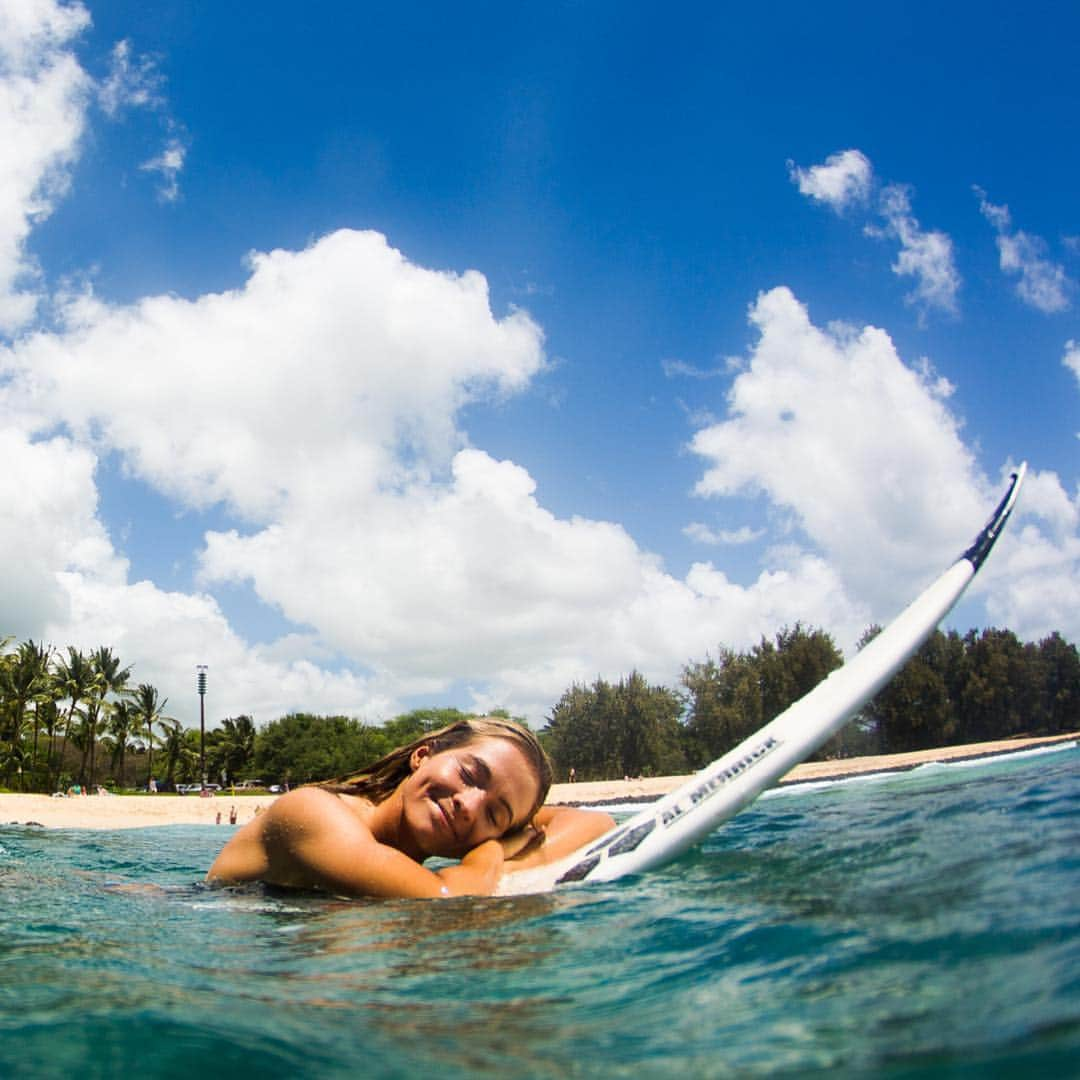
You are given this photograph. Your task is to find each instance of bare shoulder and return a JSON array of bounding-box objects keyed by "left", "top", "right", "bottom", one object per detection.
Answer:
[
  {"left": 263, "top": 787, "right": 370, "bottom": 841},
  {"left": 207, "top": 787, "right": 372, "bottom": 888}
]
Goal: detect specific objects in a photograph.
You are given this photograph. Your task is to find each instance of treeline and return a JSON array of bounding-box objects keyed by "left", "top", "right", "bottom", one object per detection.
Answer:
[
  {"left": 2, "top": 626, "right": 1078, "bottom": 792},
  {"left": 543, "top": 625, "right": 1080, "bottom": 780}
]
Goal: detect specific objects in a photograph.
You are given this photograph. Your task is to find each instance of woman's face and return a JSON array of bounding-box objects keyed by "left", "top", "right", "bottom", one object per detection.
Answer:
[{"left": 400, "top": 737, "right": 541, "bottom": 858}]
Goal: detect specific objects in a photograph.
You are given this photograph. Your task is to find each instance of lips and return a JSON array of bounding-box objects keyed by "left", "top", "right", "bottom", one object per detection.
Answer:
[{"left": 433, "top": 797, "right": 458, "bottom": 841}]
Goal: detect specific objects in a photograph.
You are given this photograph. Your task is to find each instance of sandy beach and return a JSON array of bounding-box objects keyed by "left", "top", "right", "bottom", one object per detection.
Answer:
[{"left": 1, "top": 733, "right": 1074, "bottom": 830}]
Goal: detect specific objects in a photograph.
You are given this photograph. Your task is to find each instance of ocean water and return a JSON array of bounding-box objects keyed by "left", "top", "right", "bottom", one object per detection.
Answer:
[{"left": 1, "top": 746, "right": 1077, "bottom": 1079}]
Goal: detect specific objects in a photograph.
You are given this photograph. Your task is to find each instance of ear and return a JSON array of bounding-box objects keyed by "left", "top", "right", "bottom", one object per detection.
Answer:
[{"left": 409, "top": 745, "right": 431, "bottom": 771}]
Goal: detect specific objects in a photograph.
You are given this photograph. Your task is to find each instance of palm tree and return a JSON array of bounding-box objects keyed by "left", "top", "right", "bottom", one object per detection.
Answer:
[
  {"left": 158, "top": 718, "right": 196, "bottom": 790},
  {"left": 0, "top": 641, "right": 53, "bottom": 789},
  {"left": 85, "top": 647, "right": 132, "bottom": 787},
  {"left": 52, "top": 648, "right": 98, "bottom": 786},
  {"left": 215, "top": 714, "right": 257, "bottom": 786},
  {"left": 130, "top": 683, "right": 171, "bottom": 790},
  {"left": 107, "top": 700, "right": 139, "bottom": 788}
]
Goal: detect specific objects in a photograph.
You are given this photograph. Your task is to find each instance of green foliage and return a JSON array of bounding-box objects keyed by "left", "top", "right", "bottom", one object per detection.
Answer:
[
  {"left": 0, "top": 619, "right": 1077, "bottom": 793},
  {"left": 858, "top": 627, "right": 1080, "bottom": 753},
  {"left": 253, "top": 713, "right": 394, "bottom": 785},
  {"left": 545, "top": 671, "right": 686, "bottom": 781},
  {"left": 682, "top": 625, "right": 843, "bottom": 767}
]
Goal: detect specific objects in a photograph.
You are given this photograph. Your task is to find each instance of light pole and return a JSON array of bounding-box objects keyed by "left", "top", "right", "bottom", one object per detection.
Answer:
[{"left": 197, "top": 665, "right": 208, "bottom": 788}]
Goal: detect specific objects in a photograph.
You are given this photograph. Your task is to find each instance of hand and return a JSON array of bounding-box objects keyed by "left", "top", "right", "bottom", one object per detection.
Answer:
[{"left": 499, "top": 822, "right": 545, "bottom": 861}]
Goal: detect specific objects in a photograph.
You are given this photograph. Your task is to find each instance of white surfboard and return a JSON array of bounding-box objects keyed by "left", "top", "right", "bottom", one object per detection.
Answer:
[{"left": 498, "top": 465, "right": 1027, "bottom": 896}]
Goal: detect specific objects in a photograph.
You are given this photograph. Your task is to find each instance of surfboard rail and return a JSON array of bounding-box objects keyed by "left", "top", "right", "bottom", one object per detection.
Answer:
[{"left": 498, "top": 465, "right": 1027, "bottom": 896}]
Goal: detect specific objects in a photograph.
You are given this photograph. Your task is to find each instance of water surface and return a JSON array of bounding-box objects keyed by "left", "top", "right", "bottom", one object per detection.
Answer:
[{"left": 1, "top": 745, "right": 1077, "bottom": 1077}]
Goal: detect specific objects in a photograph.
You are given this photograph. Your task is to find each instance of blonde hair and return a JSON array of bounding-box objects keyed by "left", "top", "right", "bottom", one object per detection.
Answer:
[{"left": 319, "top": 716, "right": 553, "bottom": 826}]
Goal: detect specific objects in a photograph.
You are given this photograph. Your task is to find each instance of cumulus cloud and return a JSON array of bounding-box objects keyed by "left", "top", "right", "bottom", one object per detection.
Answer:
[
  {"left": 0, "top": 0, "right": 91, "bottom": 333},
  {"left": 4, "top": 229, "right": 1075, "bottom": 720},
  {"left": 975, "top": 187, "right": 1073, "bottom": 313},
  {"left": 788, "top": 149, "right": 872, "bottom": 212},
  {"left": 0, "top": 220, "right": 893, "bottom": 721},
  {"left": 687, "top": 288, "right": 1080, "bottom": 644},
  {"left": 1, "top": 14, "right": 1072, "bottom": 725},
  {"left": 0, "top": 426, "right": 117, "bottom": 633},
  {"left": 3, "top": 229, "right": 548, "bottom": 521},
  {"left": 983, "top": 473, "right": 1080, "bottom": 641},
  {"left": 688, "top": 287, "right": 985, "bottom": 608}
]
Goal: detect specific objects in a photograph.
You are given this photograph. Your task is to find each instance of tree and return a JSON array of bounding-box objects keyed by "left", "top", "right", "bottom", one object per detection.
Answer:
[
  {"left": 51, "top": 648, "right": 97, "bottom": 787},
  {"left": 106, "top": 700, "right": 139, "bottom": 788},
  {"left": 682, "top": 625, "right": 843, "bottom": 766},
  {"left": 859, "top": 627, "right": 952, "bottom": 753},
  {"left": 0, "top": 641, "right": 53, "bottom": 789},
  {"left": 213, "top": 714, "right": 257, "bottom": 785},
  {"left": 957, "top": 629, "right": 1029, "bottom": 743},
  {"left": 83, "top": 647, "right": 132, "bottom": 787},
  {"left": 682, "top": 649, "right": 764, "bottom": 768},
  {"left": 158, "top": 718, "right": 195, "bottom": 788},
  {"left": 545, "top": 672, "right": 686, "bottom": 781},
  {"left": 130, "top": 683, "right": 171, "bottom": 789},
  {"left": 254, "top": 714, "right": 393, "bottom": 785},
  {"left": 1037, "top": 632, "right": 1080, "bottom": 734}
]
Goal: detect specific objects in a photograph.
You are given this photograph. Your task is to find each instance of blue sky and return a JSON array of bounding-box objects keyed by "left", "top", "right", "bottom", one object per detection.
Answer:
[{"left": 1, "top": 0, "right": 1077, "bottom": 728}]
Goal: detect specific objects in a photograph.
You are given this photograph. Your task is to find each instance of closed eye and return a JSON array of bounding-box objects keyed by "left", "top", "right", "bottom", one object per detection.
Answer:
[{"left": 461, "top": 754, "right": 512, "bottom": 832}]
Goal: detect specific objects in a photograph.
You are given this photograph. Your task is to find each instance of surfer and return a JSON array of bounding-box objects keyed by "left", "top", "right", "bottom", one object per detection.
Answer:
[{"left": 206, "top": 715, "right": 614, "bottom": 899}]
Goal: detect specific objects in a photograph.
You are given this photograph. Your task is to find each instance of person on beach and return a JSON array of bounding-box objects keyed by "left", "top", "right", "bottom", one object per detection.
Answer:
[{"left": 206, "top": 716, "right": 614, "bottom": 900}]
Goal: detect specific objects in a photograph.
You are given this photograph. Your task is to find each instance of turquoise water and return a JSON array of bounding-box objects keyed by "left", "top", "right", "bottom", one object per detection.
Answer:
[{"left": 1, "top": 746, "right": 1077, "bottom": 1079}]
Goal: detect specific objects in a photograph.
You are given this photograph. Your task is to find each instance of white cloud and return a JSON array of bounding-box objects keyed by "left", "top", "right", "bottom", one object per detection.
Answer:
[
  {"left": 97, "top": 38, "right": 164, "bottom": 117},
  {"left": 194, "top": 443, "right": 872, "bottom": 719},
  {"left": 139, "top": 136, "right": 186, "bottom": 202},
  {"left": 0, "top": 223, "right": 900, "bottom": 722},
  {"left": 99, "top": 39, "right": 187, "bottom": 201},
  {"left": 792, "top": 150, "right": 959, "bottom": 317},
  {"left": 3, "top": 229, "right": 548, "bottom": 521},
  {"left": 0, "top": 0, "right": 91, "bottom": 333},
  {"left": 975, "top": 188, "right": 1073, "bottom": 313},
  {"left": 875, "top": 184, "right": 960, "bottom": 316},
  {"left": 1065, "top": 340, "right": 1080, "bottom": 385},
  {"left": 688, "top": 289, "right": 1080, "bottom": 645},
  {"left": 0, "top": 426, "right": 118, "bottom": 633},
  {"left": 1066, "top": 341, "right": 1080, "bottom": 439},
  {"left": 691, "top": 287, "right": 988, "bottom": 610},
  {"left": 4, "top": 238, "right": 1076, "bottom": 721},
  {"left": 788, "top": 149, "right": 872, "bottom": 211},
  {"left": 683, "top": 522, "right": 764, "bottom": 546},
  {"left": 46, "top": 574, "right": 389, "bottom": 727}
]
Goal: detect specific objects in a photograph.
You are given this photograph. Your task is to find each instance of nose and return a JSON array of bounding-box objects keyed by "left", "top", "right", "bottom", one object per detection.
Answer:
[{"left": 453, "top": 786, "right": 485, "bottom": 827}]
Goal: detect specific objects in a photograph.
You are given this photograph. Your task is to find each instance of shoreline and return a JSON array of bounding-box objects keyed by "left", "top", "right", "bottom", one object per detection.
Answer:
[
  {"left": 547, "top": 732, "right": 1078, "bottom": 806},
  {"left": 1, "top": 733, "right": 1075, "bottom": 829}
]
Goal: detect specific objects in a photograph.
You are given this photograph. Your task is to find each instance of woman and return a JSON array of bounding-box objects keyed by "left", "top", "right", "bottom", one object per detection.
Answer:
[{"left": 207, "top": 716, "right": 614, "bottom": 899}]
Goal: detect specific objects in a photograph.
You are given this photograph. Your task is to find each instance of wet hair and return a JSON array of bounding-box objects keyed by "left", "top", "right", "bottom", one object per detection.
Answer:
[{"left": 318, "top": 716, "right": 553, "bottom": 827}]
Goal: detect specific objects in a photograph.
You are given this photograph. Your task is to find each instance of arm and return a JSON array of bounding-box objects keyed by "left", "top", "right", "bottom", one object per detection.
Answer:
[
  {"left": 501, "top": 805, "right": 616, "bottom": 874},
  {"left": 207, "top": 788, "right": 505, "bottom": 899}
]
